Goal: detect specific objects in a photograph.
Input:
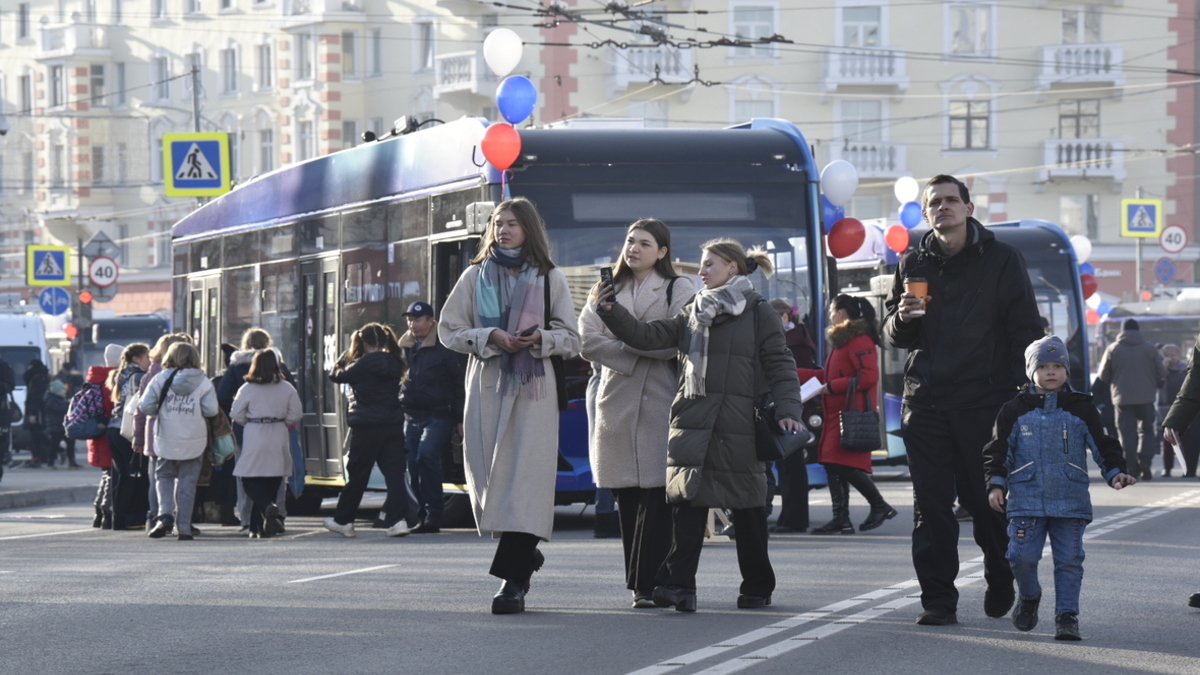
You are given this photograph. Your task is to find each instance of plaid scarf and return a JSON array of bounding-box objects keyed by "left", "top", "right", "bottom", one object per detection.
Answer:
[
  {"left": 683, "top": 275, "right": 754, "bottom": 398},
  {"left": 475, "top": 245, "right": 547, "bottom": 399}
]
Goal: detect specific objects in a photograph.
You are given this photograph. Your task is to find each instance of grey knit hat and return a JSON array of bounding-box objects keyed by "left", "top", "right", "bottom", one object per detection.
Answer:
[{"left": 1025, "top": 335, "right": 1070, "bottom": 381}]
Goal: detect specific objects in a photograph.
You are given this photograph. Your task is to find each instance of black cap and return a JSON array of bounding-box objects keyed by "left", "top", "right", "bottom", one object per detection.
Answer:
[
  {"left": 1122, "top": 318, "right": 1139, "bottom": 331},
  {"left": 404, "top": 301, "right": 434, "bottom": 318}
]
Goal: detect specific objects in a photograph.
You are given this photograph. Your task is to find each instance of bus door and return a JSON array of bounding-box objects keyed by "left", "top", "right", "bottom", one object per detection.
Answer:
[
  {"left": 431, "top": 235, "right": 480, "bottom": 313},
  {"left": 299, "top": 256, "right": 343, "bottom": 480},
  {"left": 187, "top": 274, "right": 222, "bottom": 374}
]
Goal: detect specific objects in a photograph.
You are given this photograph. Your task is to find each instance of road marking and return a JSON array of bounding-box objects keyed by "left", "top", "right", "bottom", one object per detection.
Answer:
[
  {"left": 0, "top": 514, "right": 67, "bottom": 520},
  {"left": 288, "top": 564, "right": 398, "bottom": 584},
  {"left": 0, "top": 528, "right": 95, "bottom": 541},
  {"left": 630, "top": 489, "right": 1200, "bottom": 675}
]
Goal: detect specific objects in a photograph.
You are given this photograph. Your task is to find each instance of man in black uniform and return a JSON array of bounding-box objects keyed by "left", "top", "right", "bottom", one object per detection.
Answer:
[
  {"left": 883, "top": 174, "right": 1043, "bottom": 626},
  {"left": 399, "top": 301, "right": 467, "bottom": 534}
]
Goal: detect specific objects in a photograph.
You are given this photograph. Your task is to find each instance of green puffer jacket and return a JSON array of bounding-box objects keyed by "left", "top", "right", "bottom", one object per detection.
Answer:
[
  {"left": 599, "top": 288, "right": 801, "bottom": 509},
  {"left": 1164, "top": 335, "right": 1200, "bottom": 432}
]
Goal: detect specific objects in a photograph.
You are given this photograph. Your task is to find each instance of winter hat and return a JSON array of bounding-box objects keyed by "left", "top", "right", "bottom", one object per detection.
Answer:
[
  {"left": 104, "top": 344, "right": 123, "bottom": 367},
  {"left": 1025, "top": 335, "right": 1070, "bottom": 381},
  {"left": 49, "top": 380, "right": 66, "bottom": 396},
  {"left": 1122, "top": 318, "right": 1140, "bottom": 331}
]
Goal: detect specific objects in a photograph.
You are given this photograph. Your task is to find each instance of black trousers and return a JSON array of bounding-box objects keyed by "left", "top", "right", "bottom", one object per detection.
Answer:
[
  {"left": 823, "top": 463, "right": 886, "bottom": 509},
  {"left": 489, "top": 531, "right": 541, "bottom": 581},
  {"left": 612, "top": 486, "right": 672, "bottom": 596},
  {"left": 242, "top": 476, "right": 283, "bottom": 534},
  {"left": 774, "top": 449, "right": 810, "bottom": 529},
  {"left": 333, "top": 423, "right": 408, "bottom": 527},
  {"left": 659, "top": 503, "right": 775, "bottom": 597},
  {"left": 107, "top": 428, "right": 143, "bottom": 529},
  {"left": 904, "top": 405, "right": 1012, "bottom": 612}
]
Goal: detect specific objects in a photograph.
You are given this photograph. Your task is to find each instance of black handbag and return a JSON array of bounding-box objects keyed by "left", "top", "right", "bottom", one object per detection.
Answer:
[
  {"left": 839, "top": 374, "right": 882, "bottom": 452},
  {"left": 750, "top": 300, "right": 810, "bottom": 461}
]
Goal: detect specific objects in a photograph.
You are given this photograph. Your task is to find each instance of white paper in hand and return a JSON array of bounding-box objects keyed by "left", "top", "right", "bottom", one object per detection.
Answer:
[
  {"left": 800, "top": 377, "right": 824, "bottom": 403},
  {"left": 1172, "top": 441, "right": 1186, "bottom": 470}
]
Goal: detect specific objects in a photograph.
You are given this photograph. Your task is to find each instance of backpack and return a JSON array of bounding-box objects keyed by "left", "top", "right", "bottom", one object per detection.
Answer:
[{"left": 65, "top": 382, "right": 109, "bottom": 440}]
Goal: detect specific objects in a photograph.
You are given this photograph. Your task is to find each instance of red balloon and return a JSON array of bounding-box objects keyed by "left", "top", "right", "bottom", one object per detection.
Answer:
[
  {"left": 885, "top": 224, "right": 909, "bottom": 254},
  {"left": 1080, "top": 272, "right": 1098, "bottom": 299},
  {"left": 481, "top": 123, "right": 521, "bottom": 171},
  {"left": 827, "top": 218, "right": 866, "bottom": 258},
  {"left": 1085, "top": 308, "right": 1099, "bottom": 325}
]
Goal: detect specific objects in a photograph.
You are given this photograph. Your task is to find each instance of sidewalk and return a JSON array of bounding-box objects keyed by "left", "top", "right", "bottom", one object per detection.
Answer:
[{"left": 0, "top": 459, "right": 102, "bottom": 511}]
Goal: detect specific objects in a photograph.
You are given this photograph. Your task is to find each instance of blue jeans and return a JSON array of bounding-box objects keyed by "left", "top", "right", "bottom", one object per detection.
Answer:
[
  {"left": 1006, "top": 516, "right": 1087, "bottom": 616},
  {"left": 405, "top": 415, "right": 453, "bottom": 523}
]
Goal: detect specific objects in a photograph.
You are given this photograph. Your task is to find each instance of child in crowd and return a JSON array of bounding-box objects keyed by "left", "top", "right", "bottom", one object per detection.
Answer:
[
  {"left": 43, "top": 380, "right": 70, "bottom": 468},
  {"left": 983, "top": 335, "right": 1136, "bottom": 641}
]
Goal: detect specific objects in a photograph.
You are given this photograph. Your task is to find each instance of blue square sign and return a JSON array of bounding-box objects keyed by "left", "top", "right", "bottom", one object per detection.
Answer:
[{"left": 163, "top": 132, "right": 231, "bottom": 197}]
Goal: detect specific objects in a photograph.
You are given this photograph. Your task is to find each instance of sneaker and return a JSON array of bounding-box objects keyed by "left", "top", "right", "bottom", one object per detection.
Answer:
[
  {"left": 238, "top": 526, "right": 251, "bottom": 536},
  {"left": 411, "top": 521, "right": 441, "bottom": 534},
  {"left": 916, "top": 607, "right": 958, "bottom": 626},
  {"left": 148, "top": 515, "right": 174, "bottom": 539},
  {"left": 1189, "top": 592, "right": 1200, "bottom": 608},
  {"left": 323, "top": 517, "right": 356, "bottom": 538},
  {"left": 1012, "top": 595, "right": 1040, "bottom": 631},
  {"left": 1054, "top": 612, "right": 1082, "bottom": 641},
  {"left": 385, "top": 520, "right": 411, "bottom": 537}
]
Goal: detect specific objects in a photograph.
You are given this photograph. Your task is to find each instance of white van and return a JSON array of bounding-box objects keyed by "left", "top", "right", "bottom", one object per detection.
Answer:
[{"left": 0, "top": 312, "right": 51, "bottom": 456}]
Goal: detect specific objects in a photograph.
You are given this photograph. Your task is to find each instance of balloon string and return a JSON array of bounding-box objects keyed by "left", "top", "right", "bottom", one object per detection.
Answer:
[{"left": 502, "top": 170, "right": 512, "bottom": 200}]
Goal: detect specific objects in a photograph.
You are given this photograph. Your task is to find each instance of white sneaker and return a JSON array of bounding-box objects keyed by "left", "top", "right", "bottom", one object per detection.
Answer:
[
  {"left": 323, "top": 517, "right": 356, "bottom": 538},
  {"left": 385, "top": 521, "right": 411, "bottom": 537}
]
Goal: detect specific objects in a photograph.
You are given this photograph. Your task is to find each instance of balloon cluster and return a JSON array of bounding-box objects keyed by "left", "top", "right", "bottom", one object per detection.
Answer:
[
  {"left": 821, "top": 161, "right": 865, "bottom": 258},
  {"left": 882, "top": 176, "right": 923, "bottom": 254},
  {"left": 1071, "top": 234, "right": 1111, "bottom": 324},
  {"left": 479, "top": 29, "right": 535, "bottom": 172}
]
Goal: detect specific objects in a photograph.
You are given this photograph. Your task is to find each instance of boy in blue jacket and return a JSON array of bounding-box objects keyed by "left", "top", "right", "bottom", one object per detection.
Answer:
[{"left": 983, "top": 335, "right": 1136, "bottom": 640}]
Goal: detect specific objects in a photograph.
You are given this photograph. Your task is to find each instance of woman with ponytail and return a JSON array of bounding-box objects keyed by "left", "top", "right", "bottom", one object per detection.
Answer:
[
  {"left": 439, "top": 197, "right": 581, "bottom": 615},
  {"left": 799, "top": 294, "right": 898, "bottom": 535},
  {"left": 594, "top": 237, "right": 803, "bottom": 613}
]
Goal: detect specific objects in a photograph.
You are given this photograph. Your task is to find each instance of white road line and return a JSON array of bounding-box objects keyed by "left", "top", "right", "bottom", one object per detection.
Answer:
[
  {"left": 0, "top": 528, "right": 95, "bottom": 541},
  {"left": 287, "top": 564, "right": 398, "bottom": 584},
  {"left": 630, "top": 488, "right": 1200, "bottom": 675}
]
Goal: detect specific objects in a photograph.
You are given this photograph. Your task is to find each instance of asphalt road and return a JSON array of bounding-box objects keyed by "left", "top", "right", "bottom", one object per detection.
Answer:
[{"left": 2, "top": 478, "right": 1199, "bottom": 675}]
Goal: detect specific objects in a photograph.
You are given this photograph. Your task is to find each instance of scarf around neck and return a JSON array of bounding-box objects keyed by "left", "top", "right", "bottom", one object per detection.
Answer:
[
  {"left": 476, "top": 245, "right": 547, "bottom": 399},
  {"left": 683, "top": 275, "right": 755, "bottom": 398}
]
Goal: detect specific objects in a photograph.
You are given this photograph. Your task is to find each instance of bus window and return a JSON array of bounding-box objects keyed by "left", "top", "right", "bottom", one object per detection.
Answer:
[
  {"left": 387, "top": 197, "right": 430, "bottom": 241},
  {"left": 299, "top": 215, "right": 341, "bottom": 255},
  {"left": 223, "top": 267, "right": 258, "bottom": 360},
  {"left": 387, "top": 239, "right": 429, "bottom": 325}
]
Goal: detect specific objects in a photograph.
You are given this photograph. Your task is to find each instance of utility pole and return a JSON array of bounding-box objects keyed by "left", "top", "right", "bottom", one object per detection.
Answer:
[
  {"left": 190, "top": 66, "right": 201, "bottom": 134},
  {"left": 1135, "top": 186, "right": 1144, "bottom": 299}
]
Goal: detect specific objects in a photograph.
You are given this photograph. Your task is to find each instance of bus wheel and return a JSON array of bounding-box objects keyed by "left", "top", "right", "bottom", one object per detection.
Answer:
[{"left": 441, "top": 493, "right": 474, "bottom": 529}]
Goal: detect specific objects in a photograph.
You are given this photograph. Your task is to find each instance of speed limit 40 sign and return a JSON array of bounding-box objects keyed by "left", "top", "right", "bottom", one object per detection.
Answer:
[
  {"left": 88, "top": 256, "right": 119, "bottom": 287},
  {"left": 1161, "top": 224, "right": 1188, "bottom": 254}
]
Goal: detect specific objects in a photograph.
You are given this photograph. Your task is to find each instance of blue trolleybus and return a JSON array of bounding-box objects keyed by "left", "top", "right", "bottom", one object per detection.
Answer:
[{"left": 170, "top": 117, "right": 829, "bottom": 518}]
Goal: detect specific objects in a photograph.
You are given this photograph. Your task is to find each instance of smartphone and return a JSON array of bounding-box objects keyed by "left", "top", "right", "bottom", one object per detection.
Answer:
[
  {"left": 518, "top": 325, "right": 538, "bottom": 337},
  {"left": 599, "top": 266, "right": 616, "bottom": 303}
]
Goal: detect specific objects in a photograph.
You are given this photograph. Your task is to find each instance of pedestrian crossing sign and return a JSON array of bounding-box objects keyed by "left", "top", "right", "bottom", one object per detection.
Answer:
[
  {"left": 26, "top": 245, "right": 71, "bottom": 287},
  {"left": 1121, "top": 198, "right": 1163, "bottom": 238},
  {"left": 163, "top": 132, "right": 231, "bottom": 197}
]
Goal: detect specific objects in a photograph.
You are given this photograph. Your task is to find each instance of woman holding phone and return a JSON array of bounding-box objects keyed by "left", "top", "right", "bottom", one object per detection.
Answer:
[
  {"left": 579, "top": 219, "right": 697, "bottom": 608},
  {"left": 439, "top": 197, "right": 581, "bottom": 615}
]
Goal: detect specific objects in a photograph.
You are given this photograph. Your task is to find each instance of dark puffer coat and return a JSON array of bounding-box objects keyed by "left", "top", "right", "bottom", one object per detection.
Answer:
[
  {"left": 328, "top": 351, "right": 405, "bottom": 427},
  {"left": 600, "top": 287, "right": 801, "bottom": 509}
]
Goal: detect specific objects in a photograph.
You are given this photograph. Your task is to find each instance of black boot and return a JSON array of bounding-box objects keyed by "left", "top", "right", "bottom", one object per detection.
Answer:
[
  {"left": 811, "top": 474, "right": 854, "bottom": 534},
  {"left": 92, "top": 505, "right": 104, "bottom": 529},
  {"left": 842, "top": 469, "right": 897, "bottom": 532},
  {"left": 593, "top": 511, "right": 621, "bottom": 539},
  {"left": 492, "top": 580, "right": 526, "bottom": 614}
]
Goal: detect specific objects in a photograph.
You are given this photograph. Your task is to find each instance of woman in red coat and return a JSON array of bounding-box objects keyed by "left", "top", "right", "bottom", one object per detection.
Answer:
[
  {"left": 798, "top": 295, "right": 897, "bottom": 534},
  {"left": 86, "top": 364, "right": 116, "bottom": 528}
]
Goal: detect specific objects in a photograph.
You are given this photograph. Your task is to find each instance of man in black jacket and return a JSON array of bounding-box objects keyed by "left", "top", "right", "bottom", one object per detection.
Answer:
[
  {"left": 399, "top": 301, "right": 467, "bottom": 534},
  {"left": 1162, "top": 334, "right": 1200, "bottom": 607},
  {"left": 883, "top": 174, "right": 1043, "bottom": 627}
]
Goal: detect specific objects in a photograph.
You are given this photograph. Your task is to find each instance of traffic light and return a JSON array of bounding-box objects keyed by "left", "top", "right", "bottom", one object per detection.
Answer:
[{"left": 73, "top": 289, "right": 93, "bottom": 345}]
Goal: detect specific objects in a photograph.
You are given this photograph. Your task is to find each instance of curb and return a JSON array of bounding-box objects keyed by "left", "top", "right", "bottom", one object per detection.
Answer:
[{"left": 0, "top": 485, "right": 97, "bottom": 511}]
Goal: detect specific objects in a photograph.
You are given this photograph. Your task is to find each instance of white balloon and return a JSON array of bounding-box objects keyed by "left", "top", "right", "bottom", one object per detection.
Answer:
[
  {"left": 483, "top": 29, "right": 524, "bottom": 78},
  {"left": 1070, "top": 234, "right": 1092, "bottom": 264},
  {"left": 893, "top": 176, "right": 920, "bottom": 204},
  {"left": 821, "top": 160, "right": 859, "bottom": 207}
]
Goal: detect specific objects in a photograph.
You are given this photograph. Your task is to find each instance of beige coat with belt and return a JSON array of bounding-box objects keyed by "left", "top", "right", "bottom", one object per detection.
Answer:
[
  {"left": 230, "top": 380, "right": 303, "bottom": 477},
  {"left": 438, "top": 265, "right": 582, "bottom": 541},
  {"left": 579, "top": 273, "right": 696, "bottom": 489}
]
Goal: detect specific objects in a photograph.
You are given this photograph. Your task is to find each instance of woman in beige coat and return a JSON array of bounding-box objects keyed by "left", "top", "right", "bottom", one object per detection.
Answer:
[
  {"left": 579, "top": 219, "right": 696, "bottom": 608},
  {"left": 439, "top": 197, "right": 581, "bottom": 615},
  {"left": 230, "top": 350, "right": 302, "bottom": 538}
]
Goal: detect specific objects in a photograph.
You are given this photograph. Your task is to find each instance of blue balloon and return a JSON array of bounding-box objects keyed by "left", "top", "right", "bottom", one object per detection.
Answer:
[
  {"left": 899, "top": 201, "right": 923, "bottom": 229},
  {"left": 1079, "top": 262, "right": 1095, "bottom": 275},
  {"left": 821, "top": 195, "right": 844, "bottom": 234},
  {"left": 1097, "top": 302, "right": 1112, "bottom": 316},
  {"left": 496, "top": 75, "right": 537, "bottom": 125}
]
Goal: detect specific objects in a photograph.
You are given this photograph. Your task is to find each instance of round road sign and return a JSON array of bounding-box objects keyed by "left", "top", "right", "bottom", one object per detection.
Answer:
[
  {"left": 1161, "top": 224, "right": 1188, "bottom": 254},
  {"left": 88, "top": 256, "right": 119, "bottom": 287}
]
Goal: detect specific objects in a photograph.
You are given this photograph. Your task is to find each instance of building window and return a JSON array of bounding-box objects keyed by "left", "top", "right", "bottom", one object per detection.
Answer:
[
  {"left": 92, "top": 145, "right": 106, "bottom": 184},
  {"left": 112, "top": 0, "right": 123, "bottom": 24},
  {"left": 948, "top": 3, "right": 992, "bottom": 56},
  {"left": 84, "top": 0, "right": 98, "bottom": 22},
  {"left": 117, "top": 225, "right": 130, "bottom": 266},
  {"left": 50, "top": 140, "right": 66, "bottom": 187},
  {"left": 220, "top": 0, "right": 232, "bottom": 9},
  {"left": 731, "top": 6, "right": 775, "bottom": 59},
  {"left": 90, "top": 65, "right": 107, "bottom": 106},
  {"left": 368, "top": 29, "right": 382, "bottom": 76},
  {"left": 732, "top": 77, "right": 776, "bottom": 121},
  {"left": 948, "top": 99, "right": 989, "bottom": 149},
  {"left": 1060, "top": 194, "right": 1100, "bottom": 238},
  {"left": 116, "top": 142, "right": 128, "bottom": 185},
  {"left": 1059, "top": 99, "right": 1099, "bottom": 139},
  {"left": 842, "top": 5, "right": 880, "bottom": 48},
  {"left": 113, "top": 63, "right": 125, "bottom": 106},
  {"left": 1062, "top": 5, "right": 1101, "bottom": 44},
  {"left": 227, "top": 128, "right": 239, "bottom": 179},
  {"left": 629, "top": 100, "right": 668, "bottom": 128},
  {"left": 21, "top": 151, "right": 34, "bottom": 191},
  {"left": 49, "top": 66, "right": 66, "bottom": 108},
  {"left": 841, "top": 100, "right": 883, "bottom": 142},
  {"left": 156, "top": 230, "right": 171, "bottom": 267},
  {"left": 153, "top": 57, "right": 170, "bottom": 100},
  {"left": 297, "top": 120, "right": 314, "bottom": 161},
  {"left": 18, "top": 3, "right": 30, "bottom": 39},
  {"left": 342, "top": 31, "right": 358, "bottom": 77},
  {"left": 185, "top": 0, "right": 200, "bottom": 14},
  {"left": 295, "top": 33, "right": 314, "bottom": 80},
  {"left": 19, "top": 74, "right": 32, "bottom": 113},
  {"left": 221, "top": 48, "right": 237, "bottom": 93},
  {"left": 152, "top": 0, "right": 165, "bottom": 19},
  {"left": 342, "top": 120, "right": 359, "bottom": 149},
  {"left": 259, "top": 129, "right": 274, "bottom": 172},
  {"left": 415, "top": 22, "right": 434, "bottom": 72},
  {"left": 256, "top": 44, "right": 273, "bottom": 88}
]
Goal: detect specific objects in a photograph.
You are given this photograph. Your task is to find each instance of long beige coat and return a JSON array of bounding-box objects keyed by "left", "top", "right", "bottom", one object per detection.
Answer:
[
  {"left": 438, "top": 265, "right": 582, "bottom": 541},
  {"left": 579, "top": 273, "right": 696, "bottom": 489},
  {"left": 230, "top": 380, "right": 303, "bottom": 477}
]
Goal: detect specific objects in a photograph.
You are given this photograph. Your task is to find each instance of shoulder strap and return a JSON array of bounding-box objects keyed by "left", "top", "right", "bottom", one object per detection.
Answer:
[
  {"left": 851, "top": 351, "right": 873, "bottom": 411},
  {"left": 544, "top": 275, "right": 551, "bottom": 328},
  {"left": 157, "top": 369, "right": 180, "bottom": 412},
  {"left": 666, "top": 277, "right": 677, "bottom": 308}
]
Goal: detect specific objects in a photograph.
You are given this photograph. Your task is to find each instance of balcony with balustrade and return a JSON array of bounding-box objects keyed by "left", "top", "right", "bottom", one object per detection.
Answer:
[
  {"left": 609, "top": 45, "right": 694, "bottom": 90},
  {"left": 279, "top": 0, "right": 364, "bottom": 27},
  {"left": 1039, "top": 138, "right": 1126, "bottom": 182},
  {"left": 827, "top": 141, "right": 907, "bottom": 178},
  {"left": 822, "top": 49, "right": 908, "bottom": 95},
  {"left": 1037, "top": 43, "right": 1124, "bottom": 92},
  {"left": 36, "top": 17, "right": 109, "bottom": 60},
  {"left": 433, "top": 51, "right": 496, "bottom": 98}
]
